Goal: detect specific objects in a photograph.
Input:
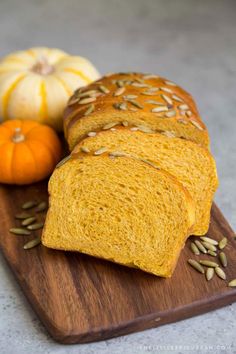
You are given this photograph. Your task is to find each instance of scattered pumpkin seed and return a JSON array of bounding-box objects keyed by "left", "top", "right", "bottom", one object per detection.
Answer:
[
  {"left": 161, "top": 131, "right": 176, "bottom": 138},
  {"left": 22, "top": 201, "right": 37, "bottom": 209},
  {"left": 80, "top": 146, "right": 90, "bottom": 153},
  {"left": 35, "top": 201, "right": 47, "bottom": 213},
  {"left": 78, "top": 97, "right": 96, "bottom": 105},
  {"left": 56, "top": 155, "right": 71, "bottom": 168},
  {"left": 94, "top": 147, "right": 107, "bottom": 155},
  {"left": 21, "top": 217, "right": 37, "bottom": 226},
  {"left": 201, "top": 241, "right": 217, "bottom": 252},
  {"left": 190, "top": 242, "right": 200, "bottom": 255},
  {"left": 172, "top": 94, "right": 183, "bottom": 102},
  {"left": 15, "top": 212, "right": 33, "bottom": 220},
  {"left": 160, "top": 87, "right": 173, "bottom": 93},
  {"left": 103, "top": 122, "right": 119, "bottom": 130},
  {"left": 123, "top": 95, "right": 138, "bottom": 100},
  {"left": 207, "top": 250, "right": 217, "bottom": 257},
  {"left": 98, "top": 85, "right": 110, "bottom": 94},
  {"left": 116, "top": 80, "right": 124, "bottom": 87},
  {"left": 109, "top": 151, "right": 126, "bottom": 157},
  {"left": 131, "top": 82, "right": 149, "bottom": 88},
  {"left": 219, "top": 237, "right": 227, "bottom": 250},
  {"left": 151, "top": 106, "right": 168, "bottom": 113},
  {"left": 190, "top": 120, "right": 204, "bottom": 131},
  {"left": 206, "top": 267, "right": 214, "bottom": 281},
  {"left": 219, "top": 252, "right": 227, "bottom": 267},
  {"left": 194, "top": 240, "right": 207, "bottom": 254},
  {"left": 199, "top": 260, "right": 219, "bottom": 268},
  {"left": 161, "top": 94, "right": 173, "bottom": 106},
  {"left": 68, "top": 97, "right": 79, "bottom": 106},
  {"left": 188, "top": 259, "right": 205, "bottom": 274},
  {"left": 228, "top": 279, "right": 236, "bottom": 287},
  {"left": 10, "top": 228, "right": 31, "bottom": 236},
  {"left": 200, "top": 236, "right": 218, "bottom": 246},
  {"left": 23, "top": 237, "right": 41, "bottom": 250},
  {"left": 114, "top": 87, "right": 126, "bottom": 96},
  {"left": 165, "top": 110, "right": 176, "bottom": 118},
  {"left": 164, "top": 80, "right": 177, "bottom": 86},
  {"left": 136, "top": 125, "right": 154, "bottom": 134},
  {"left": 27, "top": 222, "right": 44, "bottom": 230},
  {"left": 84, "top": 104, "right": 95, "bottom": 116},
  {"left": 122, "top": 121, "right": 129, "bottom": 127},
  {"left": 127, "top": 100, "right": 143, "bottom": 109},
  {"left": 179, "top": 104, "right": 189, "bottom": 110},
  {"left": 186, "top": 110, "right": 192, "bottom": 117},
  {"left": 145, "top": 100, "right": 163, "bottom": 105},
  {"left": 142, "top": 74, "right": 159, "bottom": 79},
  {"left": 215, "top": 267, "right": 226, "bottom": 280},
  {"left": 87, "top": 131, "right": 97, "bottom": 137}
]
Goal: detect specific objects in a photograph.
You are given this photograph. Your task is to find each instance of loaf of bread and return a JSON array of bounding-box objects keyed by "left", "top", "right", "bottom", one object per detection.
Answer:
[
  {"left": 64, "top": 72, "right": 209, "bottom": 150},
  {"left": 42, "top": 151, "right": 195, "bottom": 277},
  {"left": 73, "top": 127, "right": 218, "bottom": 235}
]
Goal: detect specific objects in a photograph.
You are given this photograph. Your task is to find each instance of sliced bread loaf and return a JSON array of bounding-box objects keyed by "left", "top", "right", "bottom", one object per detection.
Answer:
[
  {"left": 73, "top": 127, "right": 218, "bottom": 236},
  {"left": 42, "top": 152, "right": 195, "bottom": 277},
  {"left": 64, "top": 72, "right": 209, "bottom": 150}
]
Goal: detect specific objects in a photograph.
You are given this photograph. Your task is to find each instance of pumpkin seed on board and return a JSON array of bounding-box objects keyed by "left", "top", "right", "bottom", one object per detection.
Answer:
[
  {"left": 199, "top": 260, "right": 219, "bottom": 268},
  {"left": 190, "top": 242, "right": 200, "bottom": 255},
  {"left": 219, "top": 252, "right": 227, "bottom": 267},
  {"left": 228, "top": 279, "right": 236, "bottom": 287},
  {"left": 15, "top": 212, "right": 33, "bottom": 220},
  {"left": 21, "top": 217, "right": 37, "bottom": 226},
  {"left": 23, "top": 237, "right": 41, "bottom": 250},
  {"left": 56, "top": 155, "right": 71, "bottom": 169},
  {"left": 206, "top": 267, "right": 214, "bottom": 281},
  {"left": 10, "top": 228, "right": 31, "bottom": 236},
  {"left": 219, "top": 237, "right": 227, "bottom": 250},
  {"left": 35, "top": 201, "right": 48, "bottom": 213},
  {"left": 215, "top": 267, "right": 226, "bottom": 280},
  {"left": 22, "top": 200, "right": 37, "bottom": 209},
  {"left": 27, "top": 222, "right": 44, "bottom": 231},
  {"left": 201, "top": 241, "right": 217, "bottom": 252},
  {"left": 200, "top": 236, "right": 218, "bottom": 246},
  {"left": 187, "top": 259, "right": 205, "bottom": 274},
  {"left": 194, "top": 240, "right": 207, "bottom": 254},
  {"left": 207, "top": 250, "right": 217, "bottom": 257}
]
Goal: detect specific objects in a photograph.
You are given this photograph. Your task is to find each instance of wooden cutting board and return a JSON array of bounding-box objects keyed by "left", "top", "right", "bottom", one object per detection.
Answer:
[{"left": 0, "top": 181, "right": 236, "bottom": 344}]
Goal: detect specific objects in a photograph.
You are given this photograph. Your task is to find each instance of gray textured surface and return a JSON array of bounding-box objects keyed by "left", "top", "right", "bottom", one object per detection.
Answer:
[{"left": 0, "top": 0, "right": 236, "bottom": 353}]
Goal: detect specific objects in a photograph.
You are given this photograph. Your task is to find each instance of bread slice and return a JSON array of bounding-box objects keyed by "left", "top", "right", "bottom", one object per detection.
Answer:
[
  {"left": 73, "top": 127, "right": 218, "bottom": 235},
  {"left": 42, "top": 152, "right": 195, "bottom": 277},
  {"left": 64, "top": 72, "right": 209, "bottom": 150}
]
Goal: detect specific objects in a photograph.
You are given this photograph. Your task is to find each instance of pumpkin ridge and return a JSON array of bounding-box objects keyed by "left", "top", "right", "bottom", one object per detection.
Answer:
[
  {"left": 62, "top": 68, "right": 91, "bottom": 83},
  {"left": 53, "top": 75, "right": 72, "bottom": 96},
  {"left": 2, "top": 74, "right": 26, "bottom": 120},
  {"left": 38, "top": 80, "right": 48, "bottom": 123}
]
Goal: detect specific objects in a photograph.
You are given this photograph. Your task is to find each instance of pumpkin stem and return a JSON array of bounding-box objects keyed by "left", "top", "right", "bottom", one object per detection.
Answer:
[
  {"left": 31, "top": 56, "right": 54, "bottom": 76},
  {"left": 12, "top": 127, "right": 25, "bottom": 143}
]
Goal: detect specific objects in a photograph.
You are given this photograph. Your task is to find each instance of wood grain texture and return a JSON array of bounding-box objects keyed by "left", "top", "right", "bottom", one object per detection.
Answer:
[{"left": 0, "top": 181, "right": 236, "bottom": 344}]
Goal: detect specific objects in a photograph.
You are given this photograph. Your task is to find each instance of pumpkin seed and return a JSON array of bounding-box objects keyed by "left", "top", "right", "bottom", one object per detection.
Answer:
[
  {"left": 123, "top": 95, "right": 138, "bottom": 100},
  {"left": 84, "top": 104, "right": 95, "bottom": 116},
  {"left": 188, "top": 259, "right": 205, "bottom": 274},
  {"left": 77, "top": 90, "right": 97, "bottom": 98},
  {"left": 215, "top": 267, "right": 226, "bottom": 280},
  {"left": 103, "top": 122, "right": 119, "bottom": 130},
  {"left": 146, "top": 87, "right": 160, "bottom": 93},
  {"left": 98, "top": 85, "right": 110, "bottom": 94},
  {"left": 190, "top": 120, "right": 204, "bottom": 131},
  {"left": 21, "top": 217, "right": 37, "bottom": 226},
  {"left": 119, "top": 102, "right": 127, "bottom": 110},
  {"left": 179, "top": 104, "right": 189, "bottom": 110},
  {"left": 56, "top": 155, "right": 71, "bottom": 168},
  {"left": 219, "top": 237, "right": 227, "bottom": 250},
  {"left": 80, "top": 146, "right": 90, "bottom": 153},
  {"left": 122, "top": 121, "right": 129, "bottom": 127},
  {"left": 68, "top": 97, "right": 79, "bottom": 106},
  {"left": 22, "top": 201, "right": 37, "bottom": 209},
  {"left": 131, "top": 82, "right": 149, "bottom": 88},
  {"left": 114, "top": 87, "right": 126, "bottom": 96},
  {"left": 186, "top": 110, "right": 192, "bottom": 117},
  {"left": 94, "top": 147, "right": 107, "bottom": 156},
  {"left": 15, "top": 212, "right": 33, "bottom": 220},
  {"left": 200, "top": 236, "right": 218, "bottom": 246},
  {"left": 199, "top": 260, "right": 219, "bottom": 268},
  {"left": 161, "top": 94, "right": 173, "bottom": 106},
  {"left": 78, "top": 97, "right": 96, "bottom": 105},
  {"left": 172, "top": 94, "right": 183, "bottom": 102},
  {"left": 23, "top": 237, "right": 41, "bottom": 250},
  {"left": 142, "top": 74, "right": 159, "bottom": 79},
  {"left": 206, "top": 267, "right": 214, "bottom": 281},
  {"left": 35, "top": 201, "right": 47, "bottom": 213},
  {"left": 109, "top": 151, "right": 126, "bottom": 157},
  {"left": 190, "top": 242, "right": 200, "bottom": 255},
  {"left": 201, "top": 241, "right": 217, "bottom": 252},
  {"left": 27, "top": 222, "right": 44, "bottom": 230},
  {"left": 130, "top": 127, "right": 139, "bottom": 131},
  {"left": 160, "top": 87, "right": 173, "bottom": 93},
  {"left": 219, "top": 252, "right": 227, "bottom": 267},
  {"left": 145, "top": 100, "right": 163, "bottom": 105},
  {"left": 165, "top": 110, "right": 176, "bottom": 118},
  {"left": 207, "top": 250, "right": 217, "bottom": 257},
  {"left": 116, "top": 80, "right": 124, "bottom": 87},
  {"left": 161, "top": 131, "right": 176, "bottom": 138},
  {"left": 87, "top": 131, "right": 97, "bottom": 137},
  {"left": 127, "top": 100, "right": 143, "bottom": 109},
  {"left": 136, "top": 125, "right": 154, "bottom": 134},
  {"left": 10, "top": 228, "right": 31, "bottom": 236},
  {"left": 141, "top": 91, "right": 157, "bottom": 96},
  {"left": 194, "top": 240, "right": 207, "bottom": 254},
  {"left": 151, "top": 106, "right": 168, "bottom": 113},
  {"left": 228, "top": 279, "right": 236, "bottom": 287},
  {"left": 165, "top": 80, "right": 177, "bottom": 86}
]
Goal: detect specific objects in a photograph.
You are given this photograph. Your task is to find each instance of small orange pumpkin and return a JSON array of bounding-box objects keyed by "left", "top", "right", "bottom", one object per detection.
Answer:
[{"left": 0, "top": 119, "right": 62, "bottom": 185}]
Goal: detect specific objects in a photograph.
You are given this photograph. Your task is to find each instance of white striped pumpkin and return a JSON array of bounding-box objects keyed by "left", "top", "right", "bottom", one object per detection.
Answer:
[{"left": 0, "top": 47, "right": 100, "bottom": 131}]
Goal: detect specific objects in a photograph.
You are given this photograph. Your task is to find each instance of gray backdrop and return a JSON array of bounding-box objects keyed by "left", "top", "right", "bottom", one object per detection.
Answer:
[{"left": 0, "top": 1, "right": 235, "bottom": 353}]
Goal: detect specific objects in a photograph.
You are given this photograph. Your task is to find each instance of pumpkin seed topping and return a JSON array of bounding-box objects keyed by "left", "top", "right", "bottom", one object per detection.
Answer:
[
  {"left": 109, "top": 151, "right": 126, "bottom": 157},
  {"left": 132, "top": 82, "right": 150, "bottom": 88},
  {"left": 15, "top": 212, "right": 33, "bottom": 220},
  {"left": 228, "top": 279, "right": 236, "bottom": 287},
  {"left": 161, "top": 94, "right": 173, "bottom": 106},
  {"left": 35, "top": 201, "right": 47, "bottom": 213},
  {"left": 103, "top": 122, "right": 119, "bottom": 130},
  {"left": 188, "top": 259, "right": 205, "bottom": 274},
  {"left": 56, "top": 155, "right": 71, "bottom": 168},
  {"left": 123, "top": 95, "right": 138, "bottom": 100},
  {"left": 201, "top": 241, "right": 217, "bottom": 252},
  {"left": 219, "top": 252, "right": 227, "bottom": 267},
  {"left": 136, "top": 125, "right": 154, "bottom": 134},
  {"left": 164, "top": 80, "right": 177, "bottom": 86},
  {"left": 127, "top": 100, "right": 144, "bottom": 109},
  {"left": 23, "top": 237, "right": 41, "bottom": 250},
  {"left": 10, "top": 228, "right": 31, "bottom": 236},
  {"left": 165, "top": 110, "right": 176, "bottom": 118},
  {"left": 161, "top": 131, "right": 176, "bottom": 138},
  {"left": 200, "top": 236, "right": 218, "bottom": 246},
  {"left": 151, "top": 106, "right": 168, "bottom": 113},
  {"left": 99, "top": 85, "right": 110, "bottom": 94},
  {"left": 142, "top": 74, "right": 159, "bottom": 79},
  {"left": 145, "top": 100, "right": 164, "bottom": 105},
  {"left": 77, "top": 90, "right": 98, "bottom": 98},
  {"left": 190, "top": 120, "right": 204, "bottom": 131},
  {"left": 22, "top": 201, "right": 37, "bottom": 210},
  {"left": 219, "top": 237, "right": 227, "bottom": 250},
  {"left": 84, "top": 104, "right": 95, "bottom": 116},
  {"left": 190, "top": 242, "right": 200, "bottom": 255},
  {"left": 186, "top": 110, "right": 192, "bottom": 117},
  {"left": 114, "top": 87, "right": 126, "bottom": 96},
  {"left": 160, "top": 87, "right": 173, "bottom": 93},
  {"left": 94, "top": 147, "right": 107, "bottom": 155},
  {"left": 27, "top": 222, "right": 44, "bottom": 230},
  {"left": 215, "top": 267, "right": 226, "bottom": 280},
  {"left": 68, "top": 97, "right": 80, "bottom": 106},
  {"left": 172, "top": 94, "right": 183, "bottom": 102},
  {"left": 194, "top": 240, "right": 207, "bottom": 254},
  {"left": 78, "top": 97, "right": 96, "bottom": 105},
  {"left": 199, "top": 260, "right": 219, "bottom": 268},
  {"left": 122, "top": 121, "right": 129, "bottom": 127},
  {"left": 206, "top": 267, "right": 214, "bottom": 281},
  {"left": 80, "top": 146, "right": 90, "bottom": 153},
  {"left": 22, "top": 217, "right": 37, "bottom": 226},
  {"left": 179, "top": 104, "right": 189, "bottom": 110},
  {"left": 130, "top": 127, "right": 139, "bottom": 131},
  {"left": 87, "top": 131, "right": 97, "bottom": 137}
]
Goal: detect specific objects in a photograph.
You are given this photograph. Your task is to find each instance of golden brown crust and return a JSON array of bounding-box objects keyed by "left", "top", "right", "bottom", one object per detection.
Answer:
[{"left": 64, "top": 72, "right": 209, "bottom": 149}]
